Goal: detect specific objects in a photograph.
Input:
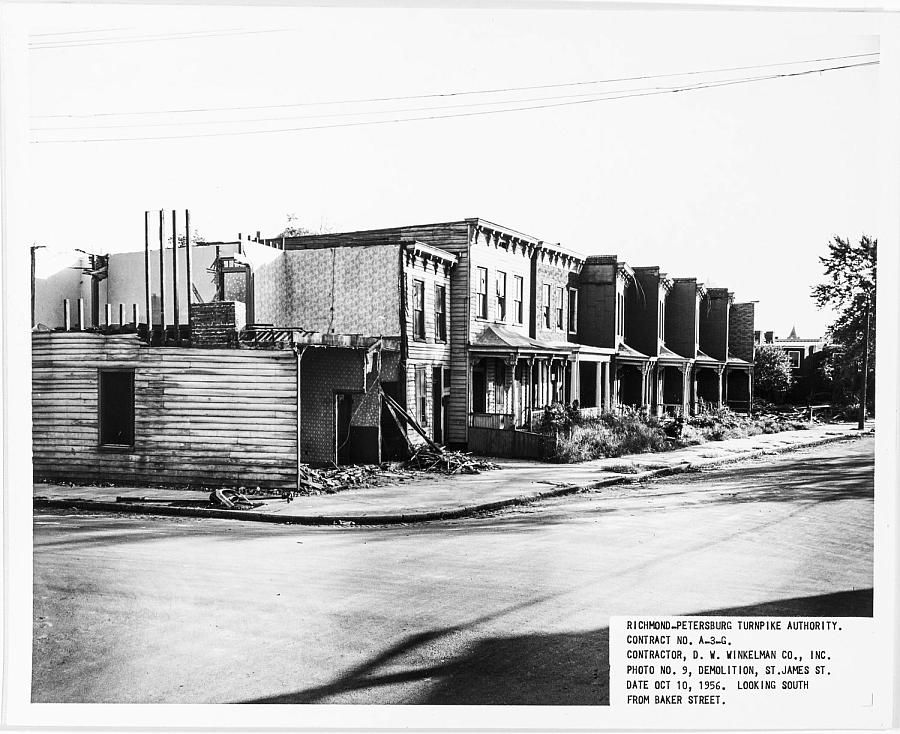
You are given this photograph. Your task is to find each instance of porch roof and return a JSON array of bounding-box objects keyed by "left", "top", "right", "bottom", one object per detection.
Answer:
[
  {"left": 615, "top": 341, "right": 652, "bottom": 363},
  {"left": 726, "top": 353, "right": 753, "bottom": 369},
  {"left": 694, "top": 349, "right": 725, "bottom": 369},
  {"left": 657, "top": 344, "right": 690, "bottom": 364},
  {"left": 469, "top": 324, "right": 575, "bottom": 357}
]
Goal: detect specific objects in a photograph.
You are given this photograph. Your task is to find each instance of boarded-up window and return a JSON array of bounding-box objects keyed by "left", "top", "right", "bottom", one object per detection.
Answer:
[
  {"left": 99, "top": 370, "right": 135, "bottom": 446},
  {"left": 476, "top": 267, "right": 488, "bottom": 319},
  {"left": 412, "top": 280, "right": 425, "bottom": 340},
  {"left": 434, "top": 284, "right": 447, "bottom": 341}
]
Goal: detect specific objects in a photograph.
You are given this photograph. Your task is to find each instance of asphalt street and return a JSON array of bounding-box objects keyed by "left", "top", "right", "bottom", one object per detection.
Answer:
[{"left": 32, "top": 436, "right": 874, "bottom": 705}]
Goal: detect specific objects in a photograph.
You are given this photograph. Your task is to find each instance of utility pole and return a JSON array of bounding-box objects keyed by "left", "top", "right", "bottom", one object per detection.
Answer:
[{"left": 858, "top": 292, "right": 870, "bottom": 430}]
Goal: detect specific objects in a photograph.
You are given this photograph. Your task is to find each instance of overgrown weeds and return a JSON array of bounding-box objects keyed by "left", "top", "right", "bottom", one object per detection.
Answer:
[{"left": 547, "top": 403, "right": 809, "bottom": 463}]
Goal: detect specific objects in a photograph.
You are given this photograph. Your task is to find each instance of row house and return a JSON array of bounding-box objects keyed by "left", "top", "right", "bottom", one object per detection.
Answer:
[
  {"left": 263, "top": 219, "right": 615, "bottom": 452},
  {"left": 577, "top": 259, "right": 754, "bottom": 417},
  {"left": 31, "top": 213, "right": 756, "bottom": 479}
]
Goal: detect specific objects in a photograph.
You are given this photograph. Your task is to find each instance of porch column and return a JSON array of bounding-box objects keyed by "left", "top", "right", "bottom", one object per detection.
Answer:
[
  {"left": 596, "top": 361, "right": 605, "bottom": 411},
  {"left": 656, "top": 367, "right": 664, "bottom": 416},
  {"left": 537, "top": 360, "right": 544, "bottom": 409},
  {"left": 745, "top": 369, "right": 753, "bottom": 412},
  {"left": 559, "top": 358, "right": 567, "bottom": 405},
  {"left": 570, "top": 356, "right": 579, "bottom": 405},
  {"left": 605, "top": 361, "right": 612, "bottom": 410},
  {"left": 508, "top": 357, "right": 519, "bottom": 424},
  {"left": 691, "top": 367, "right": 699, "bottom": 414},
  {"left": 678, "top": 364, "right": 688, "bottom": 415},
  {"left": 640, "top": 363, "right": 650, "bottom": 408},
  {"left": 527, "top": 358, "right": 534, "bottom": 426},
  {"left": 613, "top": 365, "right": 621, "bottom": 408},
  {"left": 716, "top": 366, "right": 724, "bottom": 408}
]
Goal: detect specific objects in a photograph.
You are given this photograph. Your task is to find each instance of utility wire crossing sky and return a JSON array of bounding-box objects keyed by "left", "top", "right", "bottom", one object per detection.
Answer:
[{"left": 30, "top": 54, "right": 877, "bottom": 144}]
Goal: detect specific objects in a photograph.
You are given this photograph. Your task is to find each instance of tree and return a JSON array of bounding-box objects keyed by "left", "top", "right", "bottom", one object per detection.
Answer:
[
  {"left": 753, "top": 344, "right": 794, "bottom": 402},
  {"left": 277, "top": 213, "right": 333, "bottom": 238},
  {"left": 812, "top": 234, "right": 876, "bottom": 412}
]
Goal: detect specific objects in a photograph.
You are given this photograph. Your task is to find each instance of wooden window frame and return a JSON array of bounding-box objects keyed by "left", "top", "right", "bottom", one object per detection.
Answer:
[
  {"left": 434, "top": 284, "right": 447, "bottom": 342},
  {"left": 415, "top": 365, "right": 429, "bottom": 425},
  {"left": 476, "top": 267, "right": 488, "bottom": 320},
  {"left": 568, "top": 287, "right": 578, "bottom": 333},
  {"left": 412, "top": 279, "right": 426, "bottom": 341},
  {"left": 495, "top": 271, "right": 507, "bottom": 322},
  {"left": 513, "top": 275, "right": 524, "bottom": 325},
  {"left": 542, "top": 283, "right": 551, "bottom": 330},
  {"left": 555, "top": 286, "right": 564, "bottom": 330}
]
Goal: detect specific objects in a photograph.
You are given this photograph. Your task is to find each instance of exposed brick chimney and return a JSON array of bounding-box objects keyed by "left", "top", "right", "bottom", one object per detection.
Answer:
[{"left": 189, "top": 301, "right": 245, "bottom": 348}]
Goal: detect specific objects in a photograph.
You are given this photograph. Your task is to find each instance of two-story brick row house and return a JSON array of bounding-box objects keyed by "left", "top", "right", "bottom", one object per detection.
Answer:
[
  {"left": 267, "top": 219, "right": 614, "bottom": 449},
  {"left": 245, "top": 237, "right": 457, "bottom": 452}
]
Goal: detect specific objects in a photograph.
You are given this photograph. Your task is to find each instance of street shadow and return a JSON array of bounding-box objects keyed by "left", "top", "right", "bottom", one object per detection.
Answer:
[
  {"left": 690, "top": 588, "right": 873, "bottom": 617},
  {"left": 241, "top": 588, "right": 870, "bottom": 705},
  {"left": 243, "top": 625, "right": 609, "bottom": 706}
]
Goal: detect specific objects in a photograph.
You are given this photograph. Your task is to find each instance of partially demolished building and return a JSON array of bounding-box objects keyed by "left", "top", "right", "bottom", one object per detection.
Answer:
[{"left": 31, "top": 213, "right": 756, "bottom": 485}]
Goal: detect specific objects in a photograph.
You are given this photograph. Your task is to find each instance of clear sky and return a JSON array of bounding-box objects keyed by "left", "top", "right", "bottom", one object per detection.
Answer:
[{"left": 23, "top": 4, "right": 880, "bottom": 339}]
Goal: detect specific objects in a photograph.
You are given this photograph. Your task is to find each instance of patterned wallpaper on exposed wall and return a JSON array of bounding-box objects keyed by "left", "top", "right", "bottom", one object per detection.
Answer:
[{"left": 254, "top": 246, "right": 400, "bottom": 335}]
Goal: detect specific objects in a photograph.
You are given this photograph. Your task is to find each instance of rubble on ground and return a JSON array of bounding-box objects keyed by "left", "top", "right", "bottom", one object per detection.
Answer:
[{"left": 402, "top": 446, "right": 501, "bottom": 474}]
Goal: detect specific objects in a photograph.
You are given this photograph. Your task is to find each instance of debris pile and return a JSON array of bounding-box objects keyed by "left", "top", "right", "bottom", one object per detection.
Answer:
[
  {"left": 209, "top": 488, "right": 264, "bottom": 509},
  {"left": 297, "top": 463, "right": 381, "bottom": 494},
  {"left": 402, "top": 446, "right": 500, "bottom": 475}
]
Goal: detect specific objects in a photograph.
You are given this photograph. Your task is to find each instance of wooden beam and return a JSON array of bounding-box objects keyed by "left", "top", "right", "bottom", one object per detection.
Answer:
[
  {"left": 185, "top": 209, "right": 192, "bottom": 320},
  {"left": 158, "top": 210, "right": 166, "bottom": 342},
  {"left": 144, "top": 211, "right": 151, "bottom": 329},
  {"left": 171, "top": 210, "right": 180, "bottom": 345}
]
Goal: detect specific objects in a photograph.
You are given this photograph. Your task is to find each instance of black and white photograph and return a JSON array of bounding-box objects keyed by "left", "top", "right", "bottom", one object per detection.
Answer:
[{"left": 1, "top": 1, "right": 897, "bottom": 730}]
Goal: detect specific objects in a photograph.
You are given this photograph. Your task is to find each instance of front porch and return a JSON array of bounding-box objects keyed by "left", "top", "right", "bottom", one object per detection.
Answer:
[
  {"left": 724, "top": 358, "right": 753, "bottom": 412},
  {"left": 467, "top": 326, "right": 613, "bottom": 442}
]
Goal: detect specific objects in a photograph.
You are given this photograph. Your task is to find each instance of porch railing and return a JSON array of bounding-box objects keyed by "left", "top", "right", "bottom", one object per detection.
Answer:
[{"left": 469, "top": 412, "right": 516, "bottom": 430}]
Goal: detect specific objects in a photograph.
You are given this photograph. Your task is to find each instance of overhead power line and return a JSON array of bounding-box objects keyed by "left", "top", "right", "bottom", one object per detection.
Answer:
[
  {"left": 30, "top": 51, "right": 879, "bottom": 120},
  {"left": 30, "top": 60, "right": 877, "bottom": 145},
  {"left": 32, "top": 61, "right": 875, "bottom": 132},
  {"left": 29, "top": 75, "right": 811, "bottom": 132}
]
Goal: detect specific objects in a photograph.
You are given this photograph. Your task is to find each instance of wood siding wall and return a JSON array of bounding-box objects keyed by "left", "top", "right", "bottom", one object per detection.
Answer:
[
  {"left": 402, "top": 250, "right": 452, "bottom": 442},
  {"left": 466, "top": 426, "right": 556, "bottom": 460},
  {"left": 32, "top": 332, "right": 298, "bottom": 489}
]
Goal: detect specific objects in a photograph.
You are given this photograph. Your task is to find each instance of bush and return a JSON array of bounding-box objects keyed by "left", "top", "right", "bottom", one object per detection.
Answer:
[
  {"left": 551, "top": 404, "right": 810, "bottom": 462},
  {"left": 554, "top": 410, "right": 670, "bottom": 462}
]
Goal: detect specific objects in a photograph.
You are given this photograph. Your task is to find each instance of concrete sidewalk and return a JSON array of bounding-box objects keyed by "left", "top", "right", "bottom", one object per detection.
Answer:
[{"left": 33, "top": 422, "right": 871, "bottom": 525}]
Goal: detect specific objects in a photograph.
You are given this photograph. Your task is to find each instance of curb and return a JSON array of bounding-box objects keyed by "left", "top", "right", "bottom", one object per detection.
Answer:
[{"left": 33, "top": 430, "right": 867, "bottom": 526}]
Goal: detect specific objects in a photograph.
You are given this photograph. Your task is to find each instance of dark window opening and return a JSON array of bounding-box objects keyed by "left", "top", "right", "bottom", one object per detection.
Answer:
[
  {"left": 99, "top": 370, "right": 135, "bottom": 446},
  {"left": 567, "top": 288, "right": 578, "bottom": 333}
]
